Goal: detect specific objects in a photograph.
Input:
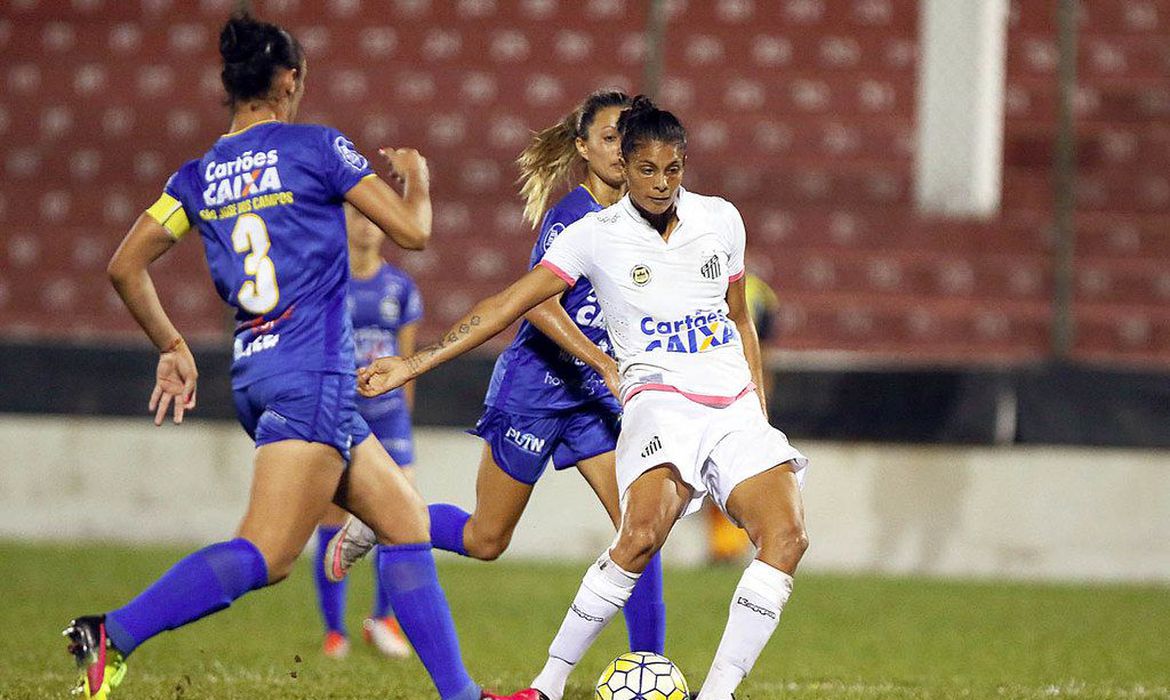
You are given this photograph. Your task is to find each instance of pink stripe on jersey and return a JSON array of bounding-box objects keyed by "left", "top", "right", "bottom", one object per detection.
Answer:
[
  {"left": 539, "top": 259, "right": 577, "bottom": 286},
  {"left": 624, "top": 382, "right": 757, "bottom": 409},
  {"left": 729, "top": 269, "right": 745, "bottom": 282}
]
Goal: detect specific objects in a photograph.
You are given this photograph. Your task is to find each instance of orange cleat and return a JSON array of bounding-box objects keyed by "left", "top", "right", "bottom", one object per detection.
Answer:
[
  {"left": 322, "top": 630, "right": 350, "bottom": 659},
  {"left": 362, "top": 616, "right": 411, "bottom": 659}
]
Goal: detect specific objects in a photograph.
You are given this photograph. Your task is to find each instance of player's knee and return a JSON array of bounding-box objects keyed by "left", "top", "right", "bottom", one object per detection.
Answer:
[
  {"left": 757, "top": 521, "right": 808, "bottom": 566},
  {"left": 466, "top": 529, "right": 512, "bottom": 561},
  {"left": 463, "top": 536, "right": 510, "bottom": 561},
  {"left": 370, "top": 488, "right": 430, "bottom": 545},
  {"left": 616, "top": 523, "right": 665, "bottom": 563}
]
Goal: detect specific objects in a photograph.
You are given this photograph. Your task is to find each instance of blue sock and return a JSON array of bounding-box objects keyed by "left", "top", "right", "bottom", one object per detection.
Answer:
[
  {"left": 379, "top": 543, "right": 479, "bottom": 700},
  {"left": 624, "top": 551, "right": 666, "bottom": 653},
  {"left": 314, "top": 526, "right": 348, "bottom": 634},
  {"left": 371, "top": 546, "right": 393, "bottom": 619},
  {"left": 104, "top": 538, "right": 268, "bottom": 657},
  {"left": 428, "top": 504, "right": 470, "bottom": 556}
]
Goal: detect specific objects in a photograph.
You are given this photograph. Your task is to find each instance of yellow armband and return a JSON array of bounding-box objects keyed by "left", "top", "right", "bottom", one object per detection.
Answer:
[{"left": 145, "top": 191, "right": 191, "bottom": 240}]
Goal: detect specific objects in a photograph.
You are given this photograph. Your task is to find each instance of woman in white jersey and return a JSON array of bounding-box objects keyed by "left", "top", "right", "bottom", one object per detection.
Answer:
[{"left": 356, "top": 96, "right": 809, "bottom": 700}]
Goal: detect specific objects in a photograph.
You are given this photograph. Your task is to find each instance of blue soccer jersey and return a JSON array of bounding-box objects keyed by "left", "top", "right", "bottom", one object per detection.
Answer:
[
  {"left": 484, "top": 185, "right": 619, "bottom": 416},
  {"left": 147, "top": 120, "right": 375, "bottom": 387},
  {"left": 349, "top": 262, "right": 422, "bottom": 419}
]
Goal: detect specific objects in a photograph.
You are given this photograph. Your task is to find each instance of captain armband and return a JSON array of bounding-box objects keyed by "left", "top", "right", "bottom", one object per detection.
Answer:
[{"left": 145, "top": 192, "right": 191, "bottom": 240}]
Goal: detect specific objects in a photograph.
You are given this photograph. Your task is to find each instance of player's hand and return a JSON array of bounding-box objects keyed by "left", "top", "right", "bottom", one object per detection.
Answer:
[
  {"left": 150, "top": 339, "right": 198, "bottom": 426},
  {"left": 358, "top": 355, "right": 413, "bottom": 397},
  {"left": 598, "top": 355, "right": 621, "bottom": 400},
  {"left": 378, "top": 147, "right": 429, "bottom": 187}
]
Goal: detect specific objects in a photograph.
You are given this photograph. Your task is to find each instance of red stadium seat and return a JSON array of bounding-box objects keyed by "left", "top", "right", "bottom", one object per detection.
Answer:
[{"left": 0, "top": 0, "right": 1166, "bottom": 366}]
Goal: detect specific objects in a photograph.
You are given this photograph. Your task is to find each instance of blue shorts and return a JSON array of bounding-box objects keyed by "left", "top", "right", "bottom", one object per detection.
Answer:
[
  {"left": 470, "top": 404, "right": 621, "bottom": 485},
  {"left": 233, "top": 371, "right": 370, "bottom": 463},
  {"left": 363, "top": 408, "right": 414, "bottom": 466}
]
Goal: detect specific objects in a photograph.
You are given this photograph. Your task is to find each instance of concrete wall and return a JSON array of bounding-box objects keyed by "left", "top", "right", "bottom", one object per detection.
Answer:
[{"left": 2, "top": 415, "right": 1167, "bottom": 583}]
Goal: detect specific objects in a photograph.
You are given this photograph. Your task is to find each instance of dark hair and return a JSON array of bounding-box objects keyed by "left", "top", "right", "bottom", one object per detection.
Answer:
[
  {"left": 517, "top": 89, "right": 632, "bottom": 227},
  {"left": 616, "top": 95, "right": 687, "bottom": 160},
  {"left": 219, "top": 13, "right": 304, "bottom": 105}
]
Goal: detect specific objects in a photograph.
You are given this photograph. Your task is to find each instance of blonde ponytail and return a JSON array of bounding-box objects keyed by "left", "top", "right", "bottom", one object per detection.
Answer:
[
  {"left": 516, "top": 110, "right": 582, "bottom": 228},
  {"left": 516, "top": 89, "right": 633, "bottom": 228}
]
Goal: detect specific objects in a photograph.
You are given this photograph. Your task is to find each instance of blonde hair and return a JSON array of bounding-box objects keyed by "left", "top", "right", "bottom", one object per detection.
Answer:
[{"left": 516, "top": 90, "right": 631, "bottom": 228}]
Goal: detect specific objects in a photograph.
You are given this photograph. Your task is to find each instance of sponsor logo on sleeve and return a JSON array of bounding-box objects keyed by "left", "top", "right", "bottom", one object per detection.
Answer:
[
  {"left": 334, "top": 136, "right": 369, "bottom": 172},
  {"left": 543, "top": 222, "right": 565, "bottom": 251}
]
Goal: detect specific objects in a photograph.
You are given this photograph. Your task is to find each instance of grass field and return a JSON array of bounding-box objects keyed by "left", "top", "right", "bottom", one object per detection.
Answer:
[{"left": 1, "top": 542, "right": 1167, "bottom": 699}]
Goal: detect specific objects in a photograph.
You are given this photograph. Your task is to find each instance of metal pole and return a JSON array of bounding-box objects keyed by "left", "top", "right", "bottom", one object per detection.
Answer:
[
  {"left": 642, "top": 0, "right": 667, "bottom": 99},
  {"left": 1052, "top": 0, "right": 1079, "bottom": 358}
]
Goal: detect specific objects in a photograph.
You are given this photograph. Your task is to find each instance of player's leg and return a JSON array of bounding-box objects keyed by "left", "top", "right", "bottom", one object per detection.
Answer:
[
  {"left": 569, "top": 409, "right": 666, "bottom": 655},
  {"left": 457, "top": 444, "right": 536, "bottom": 559},
  {"left": 365, "top": 417, "right": 416, "bottom": 659},
  {"left": 429, "top": 408, "right": 558, "bottom": 559},
  {"left": 530, "top": 465, "right": 691, "bottom": 700},
  {"left": 315, "top": 502, "right": 352, "bottom": 658},
  {"left": 335, "top": 435, "right": 482, "bottom": 700},
  {"left": 696, "top": 419, "right": 809, "bottom": 700},
  {"left": 66, "top": 439, "right": 342, "bottom": 697}
]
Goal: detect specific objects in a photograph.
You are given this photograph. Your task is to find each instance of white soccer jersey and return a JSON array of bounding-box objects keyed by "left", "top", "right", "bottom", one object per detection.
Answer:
[{"left": 540, "top": 188, "right": 753, "bottom": 405}]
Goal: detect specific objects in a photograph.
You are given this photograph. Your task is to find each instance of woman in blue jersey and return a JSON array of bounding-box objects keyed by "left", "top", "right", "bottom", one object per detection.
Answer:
[
  {"left": 62, "top": 13, "right": 522, "bottom": 700},
  {"left": 313, "top": 203, "right": 422, "bottom": 660},
  {"left": 331, "top": 90, "right": 666, "bottom": 655}
]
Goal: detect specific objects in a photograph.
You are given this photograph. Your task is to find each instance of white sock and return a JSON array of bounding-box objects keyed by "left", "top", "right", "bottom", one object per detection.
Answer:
[
  {"left": 698, "top": 559, "right": 794, "bottom": 700},
  {"left": 531, "top": 552, "right": 640, "bottom": 700}
]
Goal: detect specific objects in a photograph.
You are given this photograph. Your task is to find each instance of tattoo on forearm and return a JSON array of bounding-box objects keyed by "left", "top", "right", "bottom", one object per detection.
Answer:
[
  {"left": 406, "top": 353, "right": 431, "bottom": 375},
  {"left": 408, "top": 314, "right": 484, "bottom": 374}
]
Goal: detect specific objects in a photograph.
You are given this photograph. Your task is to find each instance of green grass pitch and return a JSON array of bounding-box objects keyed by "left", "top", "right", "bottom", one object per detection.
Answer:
[{"left": 1, "top": 542, "right": 1166, "bottom": 699}]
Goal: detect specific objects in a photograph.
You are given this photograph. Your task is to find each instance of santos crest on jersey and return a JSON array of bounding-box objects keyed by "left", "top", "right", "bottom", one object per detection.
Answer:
[{"left": 539, "top": 188, "right": 754, "bottom": 404}]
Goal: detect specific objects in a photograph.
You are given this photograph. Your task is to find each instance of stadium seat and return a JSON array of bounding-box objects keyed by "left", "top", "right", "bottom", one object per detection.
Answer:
[{"left": 1, "top": 0, "right": 1167, "bottom": 366}]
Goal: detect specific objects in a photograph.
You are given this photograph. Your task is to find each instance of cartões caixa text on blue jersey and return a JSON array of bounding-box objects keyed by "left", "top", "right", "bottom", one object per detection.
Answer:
[{"left": 198, "top": 149, "right": 292, "bottom": 220}]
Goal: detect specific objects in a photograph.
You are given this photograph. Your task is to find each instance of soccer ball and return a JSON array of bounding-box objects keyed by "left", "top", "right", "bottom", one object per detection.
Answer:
[{"left": 594, "top": 651, "right": 690, "bottom": 700}]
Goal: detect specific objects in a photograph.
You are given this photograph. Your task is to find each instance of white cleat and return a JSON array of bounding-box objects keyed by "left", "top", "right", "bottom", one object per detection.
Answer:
[
  {"left": 323, "top": 515, "right": 377, "bottom": 583},
  {"left": 363, "top": 617, "right": 412, "bottom": 659}
]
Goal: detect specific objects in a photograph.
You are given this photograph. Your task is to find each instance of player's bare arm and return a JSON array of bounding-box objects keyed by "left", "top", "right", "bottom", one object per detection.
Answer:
[
  {"left": 107, "top": 212, "right": 198, "bottom": 425},
  {"left": 359, "top": 266, "right": 569, "bottom": 397},
  {"left": 524, "top": 297, "right": 621, "bottom": 398},
  {"left": 726, "top": 274, "right": 767, "bottom": 418},
  {"left": 398, "top": 320, "right": 419, "bottom": 412},
  {"left": 344, "top": 147, "right": 431, "bottom": 250}
]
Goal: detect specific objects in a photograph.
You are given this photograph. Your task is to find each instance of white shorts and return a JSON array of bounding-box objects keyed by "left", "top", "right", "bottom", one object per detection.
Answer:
[{"left": 615, "top": 389, "right": 809, "bottom": 521}]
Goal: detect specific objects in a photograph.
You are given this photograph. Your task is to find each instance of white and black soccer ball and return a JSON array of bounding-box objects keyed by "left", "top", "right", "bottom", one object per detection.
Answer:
[{"left": 594, "top": 651, "right": 689, "bottom": 700}]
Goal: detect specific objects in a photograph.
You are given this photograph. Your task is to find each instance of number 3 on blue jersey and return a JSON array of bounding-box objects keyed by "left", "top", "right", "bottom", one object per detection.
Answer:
[{"left": 231, "top": 213, "right": 280, "bottom": 314}]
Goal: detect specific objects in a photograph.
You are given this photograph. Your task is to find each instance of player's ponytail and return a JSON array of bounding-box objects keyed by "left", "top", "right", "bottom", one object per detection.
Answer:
[
  {"left": 219, "top": 13, "right": 304, "bottom": 106},
  {"left": 617, "top": 95, "right": 687, "bottom": 160},
  {"left": 517, "top": 111, "right": 578, "bottom": 229},
  {"left": 517, "top": 89, "right": 631, "bottom": 228}
]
